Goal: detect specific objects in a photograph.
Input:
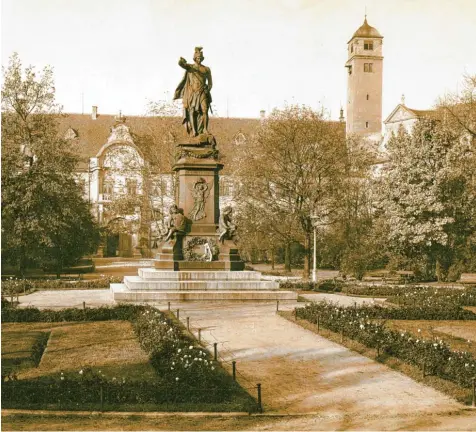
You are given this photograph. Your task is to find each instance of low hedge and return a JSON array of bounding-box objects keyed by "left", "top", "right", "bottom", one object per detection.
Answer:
[
  {"left": 1, "top": 304, "right": 144, "bottom": 323},
  {"left": 279, "top": 279, "right": 343, "bottom": 292},
  {"left": 296, "top": 301, "right": 476, "bottom": 389},
  {"left": 1, "top": 275, "right": 123, "bottom": 295}
]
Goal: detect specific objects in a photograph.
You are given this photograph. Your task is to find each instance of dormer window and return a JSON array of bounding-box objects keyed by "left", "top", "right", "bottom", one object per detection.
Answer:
[{"left": 364, "top": 41, "right": 373, "bottom": 50}]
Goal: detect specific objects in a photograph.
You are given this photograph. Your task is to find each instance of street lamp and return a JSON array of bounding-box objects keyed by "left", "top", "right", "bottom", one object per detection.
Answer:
[{"left": 311, "top": 214, "right": 319, "bottom": 283}]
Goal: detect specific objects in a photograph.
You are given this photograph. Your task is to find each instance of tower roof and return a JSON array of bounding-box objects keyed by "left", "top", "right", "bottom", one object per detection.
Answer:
[{"left": 348, "top": 17, "right": 383, "bottom": 42}]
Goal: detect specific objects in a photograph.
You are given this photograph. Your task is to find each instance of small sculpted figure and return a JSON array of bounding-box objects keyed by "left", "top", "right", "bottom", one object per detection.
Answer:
[
  {"left": 164, "top": 205, "right": 186, "bottom": 242},
  {"left": 174, "top": 47, "right": 213, "bottom": 137},
  {"left": 188, "top": 178, "right": 211, "bottom": 221},
  {"left": 218, "top": 206, "right": 237, "bottom": 243}
]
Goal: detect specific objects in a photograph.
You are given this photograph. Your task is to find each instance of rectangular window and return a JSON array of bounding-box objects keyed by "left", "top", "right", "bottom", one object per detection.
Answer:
[
  {"left": 347, "top": 65, "right": 352, "bottom": 75},
  {"left": 366, "top": 94, "right": 369, "bottom": 100},
  {"left": 364, "top": 41, "right": 373, "bottom": 50},
  {"left": 351, "top": 44, "right": 353, "bottom": 53},
  {"left": 366, "top": 121, "right": 369, "bottom": 128},
  {"left": 364, "top": 63, "right": 373, "bottom": 73},
  {"left": 126, "top": 179, "right": 137, "bottom": 195}
]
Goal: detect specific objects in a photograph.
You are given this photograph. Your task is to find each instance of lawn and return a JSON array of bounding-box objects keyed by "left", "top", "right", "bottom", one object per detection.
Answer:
[
  {"left": 2, "top": 321, "right": 157, "bottom": 381},
  {"left": 384, "top": 320, "right": 476, "bottom": 357},
  {"left": 1, "top": 327, "right": 48, "bottom": 372}
]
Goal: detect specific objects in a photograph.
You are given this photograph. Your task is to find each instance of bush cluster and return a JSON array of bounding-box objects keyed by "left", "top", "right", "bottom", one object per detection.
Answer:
[
  {"left": 279, "top": 279, "right": 343, "bottom": 292},
  {"left": 296, "top": 301, "right": 476, "bottom": 388},
  {"left": 1, "top": 304, "right": 144, "bottom": 323}
]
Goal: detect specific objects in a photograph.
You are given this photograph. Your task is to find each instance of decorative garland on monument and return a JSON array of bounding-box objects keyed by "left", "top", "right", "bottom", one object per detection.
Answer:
[
  {"left": 176, "top": 148, "right": 218, "bottom": 160},
  {"left": 183, "top": 237, "right": 219, "bottom": 262}
]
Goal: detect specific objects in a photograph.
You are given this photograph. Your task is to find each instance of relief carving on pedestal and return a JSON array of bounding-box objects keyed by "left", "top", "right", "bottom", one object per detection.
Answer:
[{"left": 188, "top": 177, "right": 212, "bottom": 221}]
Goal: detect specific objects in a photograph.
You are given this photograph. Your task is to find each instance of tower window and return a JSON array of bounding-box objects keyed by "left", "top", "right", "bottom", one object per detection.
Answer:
[
  {"left": 366, "top": 94, "right": 369, "bottom": 100},
  {"left": 366, "top": 121, "right": 369, "bottom": 128},
  {"left": 364, "top": 41, "right": 374, "bottom": 50},
  {"left": 364, "top": 63, "right": 373, "bottom": 73},
  {"left": 351, "top": 44, "right": 353, "bottom": 53}
]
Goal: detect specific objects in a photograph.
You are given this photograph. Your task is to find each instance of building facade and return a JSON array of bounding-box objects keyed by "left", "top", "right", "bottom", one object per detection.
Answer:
[{"left": 61, "top": 110, "right": 257, "bottom": 257}]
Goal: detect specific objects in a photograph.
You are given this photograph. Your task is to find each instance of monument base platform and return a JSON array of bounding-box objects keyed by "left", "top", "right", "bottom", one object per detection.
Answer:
[{"left": 110, "top": 269, "right": 298, "bottom": 302}]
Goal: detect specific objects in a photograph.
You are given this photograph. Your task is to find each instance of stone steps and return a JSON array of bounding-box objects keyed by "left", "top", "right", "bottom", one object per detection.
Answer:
[
  {"left": 111, "top": 283, "right": 298, "bottom": 301},
  {"left": 124, "top": 275, "right": 278, "bottom": 291},
  {"left": 138, "top": 268, "right": 262, "bottom": 281}
]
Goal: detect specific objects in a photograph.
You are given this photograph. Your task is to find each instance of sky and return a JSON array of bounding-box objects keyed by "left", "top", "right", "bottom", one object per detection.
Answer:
[{"left": 2, "top": 0, "right": 476, "bottom": 121}]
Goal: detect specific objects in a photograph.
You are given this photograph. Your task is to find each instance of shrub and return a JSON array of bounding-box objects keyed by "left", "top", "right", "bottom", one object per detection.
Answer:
[
  {"left": 1, "top": 304, "right": 145, "bottom": 323},
  {"left": 279, "top": 279, "right": 343, "bottom": 292}
]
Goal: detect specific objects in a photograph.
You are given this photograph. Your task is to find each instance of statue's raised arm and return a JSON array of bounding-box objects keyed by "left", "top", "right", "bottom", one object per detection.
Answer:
[{"left": 174, "top": 47, "right": 213, "bottom": 137}]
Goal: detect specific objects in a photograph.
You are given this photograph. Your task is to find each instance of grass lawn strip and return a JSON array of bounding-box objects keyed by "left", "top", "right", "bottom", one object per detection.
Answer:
[
  {"left": 385, "top": 320, "right": 476, "bottom": 357},
  {"left": 279, "top": 311, "right": 475, "bottom": 406},
  {"left": 1, "top": 329, "right": 47, "bottom": 371},
  {"left": 17, "top": 321, "right": 157, "bottom": 381}
]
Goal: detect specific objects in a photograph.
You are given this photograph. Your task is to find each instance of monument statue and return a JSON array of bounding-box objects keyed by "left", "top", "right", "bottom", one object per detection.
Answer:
[
  {"left": 188, "top": 177, "right": 211, "bottom": 221},
  {"left": 164, "top": 204, "right": 186, "bottom": 242},
  {"left": 174, "top": 47, "right": 213, "bottom": 137},
  {"left": 218, "top": 206, "right": 237, "bottom": 243}
]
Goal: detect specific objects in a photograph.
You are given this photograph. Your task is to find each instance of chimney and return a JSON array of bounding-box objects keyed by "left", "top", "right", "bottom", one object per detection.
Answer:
[
  {"left": 260, "top": 110, "right": 266, "bottom": 120},
  {"left": 92, "top": 106, "right": 98, "bottom": 120}
]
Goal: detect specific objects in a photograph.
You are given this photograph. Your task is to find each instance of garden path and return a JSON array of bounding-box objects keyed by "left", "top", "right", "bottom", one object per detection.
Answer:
[{"left": 162, "top": 300, "right": 474, "bottom": 429}]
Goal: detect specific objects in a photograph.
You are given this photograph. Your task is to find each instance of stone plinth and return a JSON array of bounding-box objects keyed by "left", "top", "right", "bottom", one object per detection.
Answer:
[{"left": 110, "top": 268, "right": 297, "bottom": 302}]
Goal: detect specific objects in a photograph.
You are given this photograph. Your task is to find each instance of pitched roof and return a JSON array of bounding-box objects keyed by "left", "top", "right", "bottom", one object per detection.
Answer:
[
  {"left": 58, "top": 114, "right": 261, "bottom": 169},
  {"left": 384, "top": 104, "right": 437, "bottom": 124}
]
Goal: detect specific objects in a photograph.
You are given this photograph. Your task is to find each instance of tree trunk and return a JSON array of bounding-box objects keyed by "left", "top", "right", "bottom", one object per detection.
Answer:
[
  {"left": 284, "top": 243, "right": 291, "bottom": 273},
  {"left": 303, "top": 231, "right": 311, "bottom": 280}
]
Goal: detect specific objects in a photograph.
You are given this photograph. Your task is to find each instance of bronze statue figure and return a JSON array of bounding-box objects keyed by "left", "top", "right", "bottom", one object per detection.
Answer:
[
  {"left": 164, "top": 204, "right": 186, "bottom": 242},
  {"left": 218, "top": 206, "right": 237, "bottom": 243},
  {"left": 174, "top": 47, "right": 213, "bottom": 137}
]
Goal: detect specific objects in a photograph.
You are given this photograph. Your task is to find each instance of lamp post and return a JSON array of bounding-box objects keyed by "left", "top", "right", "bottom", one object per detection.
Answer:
[
  {"left": 311, "top": 214, "right": 319, "bottom": 283},
  {"left": 312, "top": 223, "right": 317, "bottom": 282}
]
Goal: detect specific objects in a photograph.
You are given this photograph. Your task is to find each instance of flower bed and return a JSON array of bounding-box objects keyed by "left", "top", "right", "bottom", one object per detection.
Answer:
[
  {"left": 295, "top": 301, "right": 476, "bottom": 388},
  {"left": 342, "top": 285, "right": 476, "bottom": 308},
  {"left": 1, "top": 304, "right": 255, "bottom": 411}
]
